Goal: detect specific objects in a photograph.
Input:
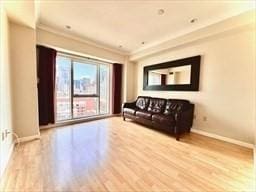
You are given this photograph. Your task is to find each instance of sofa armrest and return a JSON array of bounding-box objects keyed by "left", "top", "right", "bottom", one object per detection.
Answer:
[
  {"left": 122, "top": 101, "right": 136, "bottom": 109},
  {"left": 174, "top": 104, "right": 194, "bottom": 137}
]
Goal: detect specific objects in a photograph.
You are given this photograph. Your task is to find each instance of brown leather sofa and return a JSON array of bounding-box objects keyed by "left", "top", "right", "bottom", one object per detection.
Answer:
[{"left": 122, "top": 96, "right": 194, "bottom": 140}]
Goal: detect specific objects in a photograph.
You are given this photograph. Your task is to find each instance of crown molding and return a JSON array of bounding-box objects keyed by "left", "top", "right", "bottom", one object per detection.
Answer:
[{"left": 36, "top": 23, "right": 129, "bottom": 56}]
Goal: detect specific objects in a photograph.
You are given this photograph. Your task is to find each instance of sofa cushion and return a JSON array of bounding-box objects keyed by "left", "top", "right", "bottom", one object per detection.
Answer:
[
  {"left": 152, "top": 114, "right": 175, "bottom": 126},
  {"left": 136, "top": 96, "right": 150, "bottom": 110},
  {"left": 147, "top": 98, "right": 166, "bottom": 113},
  {"left": 164, "top": 99, "right": 189, "bottom": 115},
  {"left": 123, "top": 108, "right": 137, "bottom": 116},
  {"left": 136, "top": 111, "right": 153, "bottom": 120}
]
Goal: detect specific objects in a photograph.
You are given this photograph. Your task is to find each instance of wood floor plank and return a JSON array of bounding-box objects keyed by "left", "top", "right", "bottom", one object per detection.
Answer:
[{"left": 0, "top": 117, "right": 254, "bottom": 192}]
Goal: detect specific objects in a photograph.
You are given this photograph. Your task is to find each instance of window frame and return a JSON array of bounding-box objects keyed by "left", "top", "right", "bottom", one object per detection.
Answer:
[{"left": 56, "top": 52, "right": 111, "bottom": 121}]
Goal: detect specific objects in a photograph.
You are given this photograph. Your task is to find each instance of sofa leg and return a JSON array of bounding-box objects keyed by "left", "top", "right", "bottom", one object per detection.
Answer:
[
  {"left": 175, "top": 126, "right": 180, "bottom": 141},
  {"left": 123, "top": 116, "right": 125, "bottom": 121}
]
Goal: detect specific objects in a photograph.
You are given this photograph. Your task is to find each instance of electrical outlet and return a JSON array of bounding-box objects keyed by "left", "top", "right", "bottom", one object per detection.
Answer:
[
  {"left": 5, "top": 129, "right": 10, "bottom": 137},
  {"left": 1, "top": 132, "right": 4, "bottom": 141},
  {"left": 203, "top": 116, "right": 207, "bottom": 121}
]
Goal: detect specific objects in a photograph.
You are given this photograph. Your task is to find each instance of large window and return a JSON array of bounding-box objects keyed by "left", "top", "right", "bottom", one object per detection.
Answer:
[{"left": 55, "top": 53, "right": 110, "bottom": 122}]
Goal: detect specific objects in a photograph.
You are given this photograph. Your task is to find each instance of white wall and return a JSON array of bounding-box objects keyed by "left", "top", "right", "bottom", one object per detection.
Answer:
[
  {"left": 0, "top": 6, "right": 14, "bottom": 178},
  {"left": 123, "top": 57, "right": 136, "bottom": 102},
  {"left": 134, "top": 26, "right": 256, "bottom": 144},
  {"left": 10, "top": 22, "right": 40, "bottom": 138},
  {"left": 254, "top": 59, "right": 256, "bottom": 190}
]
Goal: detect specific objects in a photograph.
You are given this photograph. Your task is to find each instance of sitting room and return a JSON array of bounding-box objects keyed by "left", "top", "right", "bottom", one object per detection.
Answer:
[{"left": 0, "top": 0, "right": 256, "bottom": 191}]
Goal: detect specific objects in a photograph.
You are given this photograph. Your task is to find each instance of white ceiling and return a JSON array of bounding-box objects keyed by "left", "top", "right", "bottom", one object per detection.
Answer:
[
  {"left": 3, "top": 0, "right": 36, "bottom": 28},
  {"left": 38, "top": 0, "right": 255, "bottom": 54}
]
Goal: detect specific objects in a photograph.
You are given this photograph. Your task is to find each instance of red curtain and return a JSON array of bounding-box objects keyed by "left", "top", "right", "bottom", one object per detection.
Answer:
[
  {"left": 112, "top": 64, "right": 122, "bottom": 114},
  {"left": 37, "top": 45, "right": 57, "bottom": 125}
]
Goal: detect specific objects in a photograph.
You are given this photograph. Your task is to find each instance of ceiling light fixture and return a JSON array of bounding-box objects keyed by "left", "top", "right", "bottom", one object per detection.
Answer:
[
  {"left": 141, "top": 41, "right": 145, "bottom": 45},
  {"left": 190, "top": 18, "right": 198, "bottom": 23},
  {"left": 158, "top": 9, "right": 165, "bottom": 15},
  {"left": 65, "top": 25, "right": 71, "bottom": 29}
]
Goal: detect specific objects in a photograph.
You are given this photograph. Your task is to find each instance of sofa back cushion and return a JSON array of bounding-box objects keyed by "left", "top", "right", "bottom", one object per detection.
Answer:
[
  {"left": 136, "top": 96, "right": 150, "bottom": 110},
  {"left": 147, "top": 98, "right": 166, "bottom": 113},
  {"left": 164, "top": 99, "right": 189, "bottom": 115}
]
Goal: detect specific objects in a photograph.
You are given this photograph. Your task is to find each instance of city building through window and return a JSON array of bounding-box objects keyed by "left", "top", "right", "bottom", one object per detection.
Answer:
[{"left": 55, "top": 53, "right": 111, "bottom": 121}]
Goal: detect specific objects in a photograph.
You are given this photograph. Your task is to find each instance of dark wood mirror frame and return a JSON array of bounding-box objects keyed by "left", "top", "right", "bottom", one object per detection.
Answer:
[{"left": 143, "top": 55, "right": 201, "bottom": 91}]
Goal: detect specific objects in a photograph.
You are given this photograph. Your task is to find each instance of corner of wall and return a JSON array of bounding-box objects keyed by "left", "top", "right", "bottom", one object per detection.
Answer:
[
  {"left": 122, "top": 56, "right": 137, "bottom": 102},
  {"left": 9, "top": 22, "right": 39, "bottom": 138},
  {"left": 0, "top": 5, "right": 15, "bottom": 180}
]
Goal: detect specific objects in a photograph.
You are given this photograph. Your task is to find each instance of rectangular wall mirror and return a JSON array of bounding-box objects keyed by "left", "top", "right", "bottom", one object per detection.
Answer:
[{"left": 143, "top": 55, "right": 201, "bottom": 91}]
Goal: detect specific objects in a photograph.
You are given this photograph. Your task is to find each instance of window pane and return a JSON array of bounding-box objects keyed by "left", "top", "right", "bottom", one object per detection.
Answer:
[
  {"left": 100, "top": 64, "right": 110, "bottom": 114},
  {"left": 73, "top": 62, "right": 97, "bottom": 95},
  {"left": 73, "top": 97, "right": 98, "bottom": 118},
  {"left": 56, "top": 56, "right": 72, "bottom": 121}
]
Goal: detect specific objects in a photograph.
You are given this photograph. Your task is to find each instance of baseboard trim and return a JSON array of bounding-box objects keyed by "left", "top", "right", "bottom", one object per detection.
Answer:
[
  {"left": 191, "top": 128, "right": 254, "bottom": 149},
  {"left": 0, "top": 143, "right": 14, "bottom": 179},
  {"left": 1, "top": 134, "right": 40, "bottom": 181},
  {"left": 17, "top": 134, "right": 41, "bottom": 143},
  {"left": 254, "top": 145, "right": 256, "bottom": 191}
]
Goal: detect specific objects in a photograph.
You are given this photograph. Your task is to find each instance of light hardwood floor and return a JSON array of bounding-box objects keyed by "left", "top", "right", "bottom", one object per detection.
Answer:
[{"left": 0, "top": 117, "right": 254, "bottom": 192}]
